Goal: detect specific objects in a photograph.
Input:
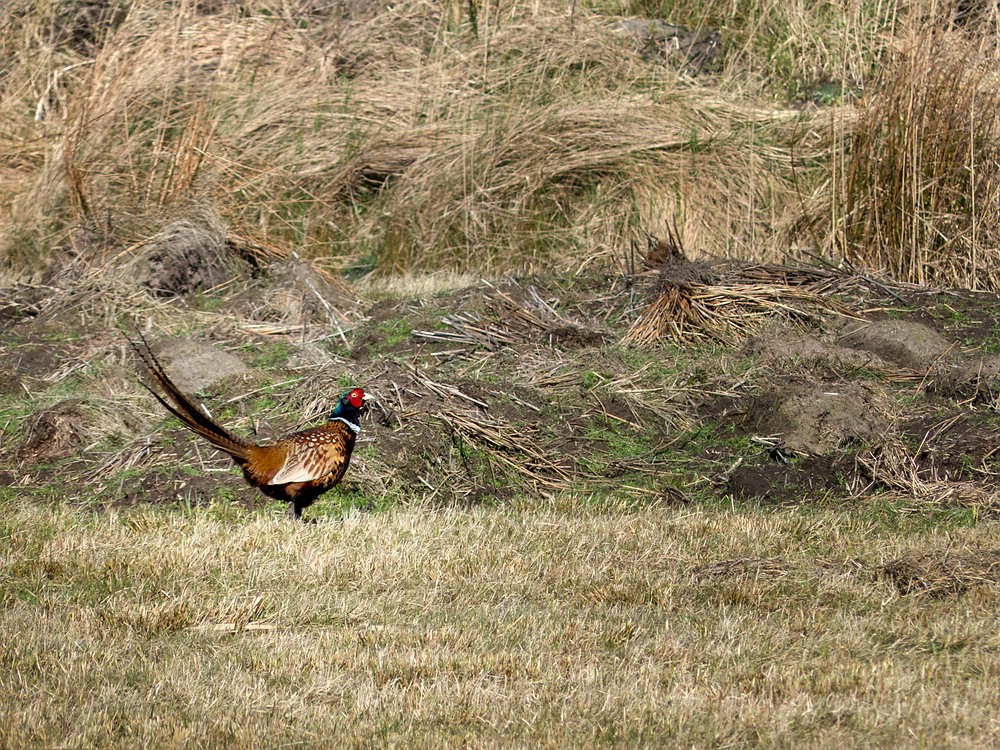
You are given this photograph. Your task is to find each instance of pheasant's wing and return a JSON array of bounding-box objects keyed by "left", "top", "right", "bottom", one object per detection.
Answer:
[{"left": 267, "top": 425, "right": 352, "bottom": 485}]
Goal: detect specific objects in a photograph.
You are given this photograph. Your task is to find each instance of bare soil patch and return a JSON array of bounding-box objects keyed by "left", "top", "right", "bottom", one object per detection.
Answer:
[
  {"left": 899, "top": 411, "right": 1000, "bottom": 483},
  {"left": 725, "top": 454, "right": 853, "bottom": 505},
  {"left": 837, "top": 319, "right": 952, "bottom": 371},
  {"left": 140, "top": 338, "right": 251, "bottom": 393},
  {"left": 114, "top": 469, "right": 263, "bottom": 511}
]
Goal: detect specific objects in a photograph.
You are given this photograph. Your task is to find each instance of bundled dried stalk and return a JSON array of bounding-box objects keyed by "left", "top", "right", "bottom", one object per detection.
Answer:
[{"left": 623, "top": 281, "right": 857, "bottom": 347}]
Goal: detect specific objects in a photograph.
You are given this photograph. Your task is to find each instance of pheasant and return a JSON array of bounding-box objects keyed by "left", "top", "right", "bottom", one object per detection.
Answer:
[{"left": 128, "top": 333, "right": 368, "bottom": 519}]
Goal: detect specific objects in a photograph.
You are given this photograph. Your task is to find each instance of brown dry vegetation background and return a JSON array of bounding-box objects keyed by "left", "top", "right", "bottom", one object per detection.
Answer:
[
  {"left": 1, "top": 0, "right": 998, "bottom": 285},
  {"left": 4, "top": 0, "right": 1000, "bottom": 747}
]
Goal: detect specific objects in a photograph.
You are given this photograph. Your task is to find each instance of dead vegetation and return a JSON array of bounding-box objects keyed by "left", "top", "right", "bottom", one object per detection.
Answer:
[
  {"left": 4, "top": 1, "right": 1000, "bottom": 291},
  {"left": 0, "top": 0, "right": 923, "bottom": 288},
  {"left": 838, "top": 13, "right": 1000, "bottom": 289},
  {"left": 6, "top": 1, "right": 1000, "bottom": 747},
  {"left": 882, "top": 547, "right": 1000, "bottom": 596},
  {"left": 618, "top": 229, "right": 889, "bottom": 348},
  {"left": 694, "top": 556, "right": 791, "bottom": 579},
  {"left": 14, "top": 400, "right": 89, "bottom": 462},
  {"left": 0, "top": 0, "right": 828, "bottom": 283}
]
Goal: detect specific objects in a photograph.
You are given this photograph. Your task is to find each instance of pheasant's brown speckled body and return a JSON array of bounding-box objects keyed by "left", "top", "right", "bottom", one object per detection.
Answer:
[
  {"left": 129, "top": 333, "right": 366, "bottom": 519},
  {"left": 244, "top": 422, "right": 359, "bottom": 516}
]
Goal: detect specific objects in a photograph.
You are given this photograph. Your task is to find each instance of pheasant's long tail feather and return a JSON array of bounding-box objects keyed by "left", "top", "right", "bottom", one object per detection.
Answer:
[{"left": 128, "top": 331, "right": 252, "bottom": 463}]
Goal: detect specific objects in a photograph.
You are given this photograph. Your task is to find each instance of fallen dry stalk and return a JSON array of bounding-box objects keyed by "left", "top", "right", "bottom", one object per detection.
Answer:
[{"left": 436, "top": 410, "right": 574, "bottom": 489}]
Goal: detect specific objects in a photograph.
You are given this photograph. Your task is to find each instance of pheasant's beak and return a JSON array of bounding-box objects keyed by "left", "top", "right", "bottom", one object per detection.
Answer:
[{"left": 361, "top": 393, "right": 374, "bottom": 410}]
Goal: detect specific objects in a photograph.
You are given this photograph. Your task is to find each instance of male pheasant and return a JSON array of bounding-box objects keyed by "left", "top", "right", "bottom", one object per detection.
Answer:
[{"left": 129, "top": 333, "right": 367, "bottom": 519}]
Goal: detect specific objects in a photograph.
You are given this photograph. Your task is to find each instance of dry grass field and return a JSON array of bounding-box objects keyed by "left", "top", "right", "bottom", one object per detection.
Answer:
[
  {"left": 5, "top": 501, "right": 1000, "bottom": 747},
  {"left": 4, "top": 0, "right": 1000, "bottom": 747}
]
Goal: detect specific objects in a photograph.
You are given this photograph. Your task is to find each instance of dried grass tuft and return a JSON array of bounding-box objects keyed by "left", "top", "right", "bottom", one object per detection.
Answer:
[
  {"left": 852, "top": 433, "right": 1000, "bottom": 516},
  {"left": 0, "top": 0, "right": 828, "bottom": 283},
  {"left": 882, "top": 547, "right": 1000, "bottom": 596},
  {"left": 623, "top": 258, "right": 859, "bottom": 348},
  {"left": 414, "top": 283, "right": 602, "bottom": 350},
  {"left": 837, "top": 17, "right": 1000, "bottom": 289},
  {"left": 695, "top": 557, "right": 791, "bottom": 580},
  {"left": 14, "top": 400, "right": 89, "bottom": 463}
]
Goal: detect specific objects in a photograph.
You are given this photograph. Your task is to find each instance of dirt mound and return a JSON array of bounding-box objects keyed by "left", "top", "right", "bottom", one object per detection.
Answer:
[
  {"left": 747, "top": 327, "right": 891, "bottom": 373},
  {"left": 221, "top": 258, "right": 362, "bottom": 330},
  {"left": 137, "top": 220, "right": 247, "bottom": 298},
  {"left": 743, "top": 379, "right": 892, "bottom": 456},
  {"left": 837, "top": 319, "right": 952, "bottom": 371},
  {"left": 15, "top": 400, "right": 90, "bottom": 464},
  {"left": 928, "top": 353, "right": 1000, "bottom": 404}
]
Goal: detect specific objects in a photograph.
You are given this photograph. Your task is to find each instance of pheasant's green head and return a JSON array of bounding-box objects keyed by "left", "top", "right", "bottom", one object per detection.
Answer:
[{"left": 329, "top": 388, "right": 367, "bottom": 428}]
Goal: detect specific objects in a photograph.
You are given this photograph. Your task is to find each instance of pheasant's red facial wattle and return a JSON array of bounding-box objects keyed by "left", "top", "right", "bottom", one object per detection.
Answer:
[{"left": 348, "top": 389, "right": 365, "bottom": 409}]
